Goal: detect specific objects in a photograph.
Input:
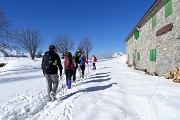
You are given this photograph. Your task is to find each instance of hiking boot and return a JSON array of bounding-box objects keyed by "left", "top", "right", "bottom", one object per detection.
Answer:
[
  {"left": 67, "top": 80, "right": 71, "bottom": 89},
  {"left": 50, "top": 92, "right": 56, "bottom": 101},
  {"left": 46, "top": 96, "right": 52, "bottom": 101},
  {"left": 73, "top": 78, "right": 76, "bottom": 82}
]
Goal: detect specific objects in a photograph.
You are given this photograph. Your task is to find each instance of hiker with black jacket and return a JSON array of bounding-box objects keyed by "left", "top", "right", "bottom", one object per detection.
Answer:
[
  {"left": 42, "top": 45, "right": 63, "bottom": 101},
  {"left": 72, "top": 48, "right": 82, "bottom": 82}
]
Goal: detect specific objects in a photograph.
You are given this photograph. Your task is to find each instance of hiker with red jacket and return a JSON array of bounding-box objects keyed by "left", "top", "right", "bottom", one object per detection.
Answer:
[
  {"left": 92, "top": 55, "right": 97, "bottom": 70},
  {"left": 64, "top": 52, "right": 76, "bottom": 89},
  {"left": 79, "top": 54, "right": 88, "bottom": 78}
]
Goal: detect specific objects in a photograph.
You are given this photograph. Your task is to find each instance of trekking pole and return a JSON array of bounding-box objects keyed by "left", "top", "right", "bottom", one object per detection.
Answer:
[
  {"left": 59, "top": 72, "right": 65, "bottom": 94},
  {"left": 88, "top": 63, "right": 89, "bottom": 73}
]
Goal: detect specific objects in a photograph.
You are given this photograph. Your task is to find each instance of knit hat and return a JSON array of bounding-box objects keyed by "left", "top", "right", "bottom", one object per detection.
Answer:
[{"left": 49, "top": 45, "right": 56, "bottom": 51}]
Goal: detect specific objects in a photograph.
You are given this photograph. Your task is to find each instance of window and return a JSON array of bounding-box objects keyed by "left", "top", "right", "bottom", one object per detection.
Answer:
[
  {"left": 165, "top": 0, "right": 172, "bottom": 17},
  {"left": 150, "top": 49, "right": 156, "bottom": 61},
  {"left": 134, "top": 31, "right": 139, "bottom": 39},
  {"left": 137, "top": 52, "right": 140, "bottom": 61},
  {"left": 152, "top": 14, "right": 156, "bottom": 28}
]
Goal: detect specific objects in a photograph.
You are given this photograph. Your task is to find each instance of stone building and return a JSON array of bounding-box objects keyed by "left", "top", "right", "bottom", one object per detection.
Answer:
[{"left": 125, "top": 0, "right": 180, "bottom": 76}]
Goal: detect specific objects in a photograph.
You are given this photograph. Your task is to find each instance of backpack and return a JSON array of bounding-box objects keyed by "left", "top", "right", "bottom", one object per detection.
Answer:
[
  {"left": 65, "top": 58, "right": 74, "bottom": 70},
  {"left": 79, "top": 57, "right": 85, "bottom": 66},
  {"left": 42, "top": 52, "right": 56, "bottom": 73},
  {"left": 74, "top": 52, "right": 81, "bottom": 64},
  {"left": 94, "top": 56, "right": 97, "bottom": 62}
]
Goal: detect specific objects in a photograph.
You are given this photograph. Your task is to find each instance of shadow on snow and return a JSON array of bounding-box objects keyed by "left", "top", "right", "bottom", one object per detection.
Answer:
[{"left": 60, "top": 83, "right": 117, "bottom": 101}]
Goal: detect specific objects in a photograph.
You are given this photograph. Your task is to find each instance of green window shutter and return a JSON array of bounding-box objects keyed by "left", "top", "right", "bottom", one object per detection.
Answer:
[
  {"left": 137, "top": 52, "right": 140, "bottom": 61},
  {"left": 153, "top": 49, "right": 156, "bottom": 61},
  {"left": 150, "top": 50, "right": 152, "bottom": 61},
  {"left": 128, "top": 55, "right": 129, "bottom": 61},
  {"left": 150, "top": 49, "right": 157, "bottom": 61},
  {"left": 134, "top": 31, "right": 139, "bottom": 39},
  {"left": 165, "top": 0, "right": 172, "bottom": 17},
  {"left": 152, "top": 14, "right": 156, "bottom": 28}
]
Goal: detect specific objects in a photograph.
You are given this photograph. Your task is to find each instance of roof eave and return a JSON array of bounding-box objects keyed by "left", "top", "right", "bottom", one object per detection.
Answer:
[{"left": 125, "top": 0, "right": 168, "bottom": 42}]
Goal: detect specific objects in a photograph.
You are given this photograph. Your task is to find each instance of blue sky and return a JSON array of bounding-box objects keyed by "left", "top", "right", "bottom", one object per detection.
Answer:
[{"left": 0, "top": 0, "right": 155, "bottom": 58}]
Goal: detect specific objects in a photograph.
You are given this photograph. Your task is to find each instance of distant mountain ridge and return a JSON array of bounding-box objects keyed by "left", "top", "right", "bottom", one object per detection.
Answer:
[
  {"left": 0, "top": 48, "right": 28, "bottom": 57},
  {"left": 112, "top": 52, "right": 125, "bottom": 58}
]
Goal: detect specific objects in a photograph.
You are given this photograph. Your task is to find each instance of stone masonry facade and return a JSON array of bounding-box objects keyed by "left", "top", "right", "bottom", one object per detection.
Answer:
[{"left": 126, "top": 0, "right": 180, "bottom": 76}]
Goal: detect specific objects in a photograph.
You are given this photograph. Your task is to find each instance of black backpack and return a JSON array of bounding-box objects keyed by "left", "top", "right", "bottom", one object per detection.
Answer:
[
  {"left": 42, "top": 52, "right": 55, "bottom": 73},
  {"left": 74, "top": 53, "right": 81, "bottom": 64}
]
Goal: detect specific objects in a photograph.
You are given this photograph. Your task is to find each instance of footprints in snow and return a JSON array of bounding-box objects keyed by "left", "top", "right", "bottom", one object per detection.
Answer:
[
  {"left": 0, "top": 79, "right": 88, "bottom": 120},
  {"left": 95, "top": 99, "right": 122, "bottom": 113},
  {"left": 0, "top": 89, "right": 47, "bottom": 120},
  {"left": 64, "top": 103, "right": 74, "bottom": 120}
]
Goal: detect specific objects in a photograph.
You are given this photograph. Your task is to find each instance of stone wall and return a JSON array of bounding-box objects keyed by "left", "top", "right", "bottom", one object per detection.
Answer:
[
  {"left": 127, "top": 0, "right": 180, "bottom": 76},
  {"left": 156, "top": 0, "right": 180, "bottom": 76}
]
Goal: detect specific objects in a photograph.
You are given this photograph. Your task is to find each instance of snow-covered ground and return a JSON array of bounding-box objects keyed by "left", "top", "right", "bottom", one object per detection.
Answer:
[{"left": 0, "top": 55, "right": 180, "bottom": 120}]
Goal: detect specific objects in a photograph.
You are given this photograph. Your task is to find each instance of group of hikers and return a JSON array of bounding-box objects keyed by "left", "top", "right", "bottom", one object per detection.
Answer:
[{"left": 41, "top": 45, "right": 97, "bottom": 101}]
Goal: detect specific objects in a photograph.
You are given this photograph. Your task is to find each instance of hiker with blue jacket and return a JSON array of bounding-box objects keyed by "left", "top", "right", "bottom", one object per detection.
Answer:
[
  {"left": 42, "top": 45, "right": 63, "bottom": 101},
  {"left": 79, "top": 54, "right": 88, "bottom": 78}
]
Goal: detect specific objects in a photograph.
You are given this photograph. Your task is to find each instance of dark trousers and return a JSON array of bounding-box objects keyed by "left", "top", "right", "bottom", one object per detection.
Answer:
[
  {"left": 65, "top": 69, "right": 73, "bottom": 89},
  {"left": 72, "top": 65, "right": 78, "bottom": 81},
  {"left": 93, "top": 63, "right": 96, "bottom": 69},
  {"left": 80, "top": 65, "right": 85, "bottom": 76},
  {"left": 65, "top": 69, "right": 73, "bottom": 80}
]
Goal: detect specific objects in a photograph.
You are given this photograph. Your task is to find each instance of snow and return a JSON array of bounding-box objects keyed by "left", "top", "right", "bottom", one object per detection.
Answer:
[
  {"left": 0, "top": 48, "right": 28, "bottom": 57},
  {"left": 0, "top": 55, "right": 180, "bottom": 120}
]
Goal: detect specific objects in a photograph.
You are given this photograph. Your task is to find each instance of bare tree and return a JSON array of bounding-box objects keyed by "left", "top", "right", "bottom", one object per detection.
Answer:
[
  {"left": 0, "top": 11, "right": 12, "bottom": 50},
  {"left": 36, "top": 49, "right": 43, "bottom": 58},
  {"left": 53, "top": 33, "right": 74, "bottom": 57},
  {"left": 15, "top": 29, "right": 42, "bottom": 60},
  {"left": 78, "top": 37, "right": 93, "bottom": 60}
]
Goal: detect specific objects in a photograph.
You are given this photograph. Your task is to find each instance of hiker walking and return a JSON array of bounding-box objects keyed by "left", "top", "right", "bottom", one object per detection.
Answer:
[
  {"left": 79, "top": 54, "right": 88, "bottom": 78},
  {"left": 92, "top": 55, "right": 97, "bottom": 70},
  {"left": 72, "top": 48, "right": 82, "bottom": 82},
  {"left": 64, "top": 52, "right": 76, "bottom": 89},
  {"left": 42, "top": 45, "right": 63, "bottom": 101}
]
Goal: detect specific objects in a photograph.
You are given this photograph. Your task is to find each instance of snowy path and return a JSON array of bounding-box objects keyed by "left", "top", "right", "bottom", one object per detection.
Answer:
[{"left": 0, "top": 57, "right": 180, "bottom": 120}]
